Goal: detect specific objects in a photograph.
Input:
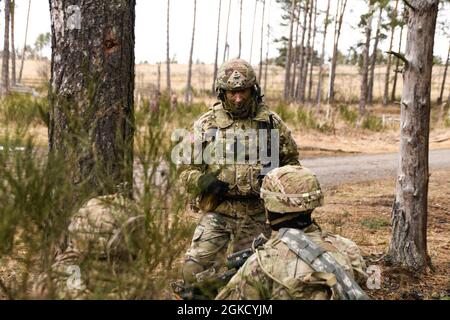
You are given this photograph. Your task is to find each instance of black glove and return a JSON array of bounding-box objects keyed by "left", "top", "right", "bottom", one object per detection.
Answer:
[{"left": 197, "top": 171, "right": 230, "bottom": 195}]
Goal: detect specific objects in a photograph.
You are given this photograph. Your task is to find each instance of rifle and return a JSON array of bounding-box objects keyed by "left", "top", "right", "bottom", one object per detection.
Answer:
[{"left": 171, "top": 233, "right": 269, "bottom": 300}]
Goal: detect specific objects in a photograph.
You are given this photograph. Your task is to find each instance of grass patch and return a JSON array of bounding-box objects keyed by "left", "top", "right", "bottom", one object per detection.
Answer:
[
  {"left": 361, "top": 217, "right": 390, "bottom": 230},
  {"left": 361, "top": 114, "right": 383, "bottom": 132}
]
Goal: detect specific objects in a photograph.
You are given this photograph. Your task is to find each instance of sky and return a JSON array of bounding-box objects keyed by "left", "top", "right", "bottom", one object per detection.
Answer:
[{"left": 2, "top": 0, "right": 449, "bottom": 65}]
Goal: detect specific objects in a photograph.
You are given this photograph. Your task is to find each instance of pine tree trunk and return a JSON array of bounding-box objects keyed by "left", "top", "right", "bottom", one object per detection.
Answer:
[
  {"left": 316, "top": 0, "right": 331, "bottom": 112},
  {"left": 307, "top": 0, "right": 317, "bottom": 102},
  {"left": 18, "top": 0, "right": 31, "bottom": 84},
  {"left": 166, "top": 0, "right": 172, "bottom": 105},
  {"left": 359, "top": 3, "right": 373, "bottom": 116},
  {"left": 299, "top": 0, "right": 313, "bottom": 103},
  {"left": 185, "top": 0, "right": 197, "bottom": 106},
  {"left": 283, "top": 0, "right": 296, "bottom": 101},
  {"left": 48, "top": 0, "right": 135, "bottom": 197},
  {"left": 383, "top": 0, "right": 399, "bottom": 106},
  {"left": 238, "top": 0, "right": 243, "bottom": 59},
  {"left": 328, "top": 0, "right": 347, "bottom": 103},
  {"left": 249, "top": 0, "right": 258, "bottom": 64},
  {"left": 1, "top": 0, "right": 11, "bottom": 96},
  {"left": 258, "top": 0, "right": 266, "bottom": 84},
  {"left": 212, "top": 0, "right": 222, "bottom": 95},
  {"left": 290, "top": 4, "right": 300, "bottom": 98},
  {"left": 223, "top": 0, "right": 232, "bottom": 63},
  {"left": 157, "top": 62, "right": 161, "bottom": 93},
  {"left": 389, "top": 0, "right": 439, "bottom": 271},
  {"left": 264, "top": 6, "right": 271, "bottom": 95},
  {"left": 367, "top": 7, "right": 382, "bottom": 105},
  {"left": 437, "top": 44, "right": 449, "bottom": 105},
  {"left": 295, "top": 0, "right": 309, "bottom": 100},
  {"left": 10, "top": 0, "right": 16, "bottom": 85},
  {"left": 391, "top": 22, "right": 404, "bottom": 102}
]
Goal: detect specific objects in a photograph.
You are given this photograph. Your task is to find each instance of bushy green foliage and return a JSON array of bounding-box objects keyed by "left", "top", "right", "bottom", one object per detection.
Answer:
[
  {"left": 0, "top": 93, "right": 49, "bottom": 128},
  {"left": 361, "top": 114, "right": 384, "bottom": 132},
  {"left": 0, "top": 97, "right": 195, "bottom": 300},
  {"left": 339, "top": 105, "right": 358, "bottom": 125}
]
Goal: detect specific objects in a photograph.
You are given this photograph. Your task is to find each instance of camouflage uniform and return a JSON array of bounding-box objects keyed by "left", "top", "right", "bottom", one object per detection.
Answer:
[
  {"left": 180, "top": 59, "right": 300, "bottom": 284},
  {"left": 33, "top": 194, "right": 143, "bottom": 299},
  {"left": 216, "top": 166, "right": 368, "bottom": 300}
]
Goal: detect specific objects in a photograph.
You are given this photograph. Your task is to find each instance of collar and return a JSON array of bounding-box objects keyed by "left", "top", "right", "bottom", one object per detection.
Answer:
[{"left": 211, "top": 101, "right": 272, "bottom": 129}]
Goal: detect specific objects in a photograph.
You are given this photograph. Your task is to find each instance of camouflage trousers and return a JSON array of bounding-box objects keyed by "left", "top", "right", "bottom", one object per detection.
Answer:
[{"left": 182, "top": 206, "right": 271, "bottom": 284}]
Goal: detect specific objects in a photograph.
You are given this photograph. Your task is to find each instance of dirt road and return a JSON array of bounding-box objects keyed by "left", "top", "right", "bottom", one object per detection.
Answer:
[{"left": 302, "top": 148, "right": 450, "bottom": 188}]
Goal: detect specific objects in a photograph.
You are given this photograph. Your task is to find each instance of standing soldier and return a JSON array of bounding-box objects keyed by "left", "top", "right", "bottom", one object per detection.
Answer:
[
  {"left": 178, "top": 59, "right": 300, "bottom": 286},
  {"left": 216, "top": 166, "right": 369, "bottom": 300}
]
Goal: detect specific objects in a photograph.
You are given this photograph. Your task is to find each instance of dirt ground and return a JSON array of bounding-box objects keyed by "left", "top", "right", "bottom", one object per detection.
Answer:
[{"left": 313, "top": 170, "right": 450, "bottom": 300}]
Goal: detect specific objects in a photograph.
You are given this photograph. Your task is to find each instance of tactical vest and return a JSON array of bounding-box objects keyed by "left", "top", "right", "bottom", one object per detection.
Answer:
[
  {"left": 201, "top": 103, "right": 275, "bottom": 198},
  {"left": 277, "top": 228, "right": 370, "bottom": 300}
]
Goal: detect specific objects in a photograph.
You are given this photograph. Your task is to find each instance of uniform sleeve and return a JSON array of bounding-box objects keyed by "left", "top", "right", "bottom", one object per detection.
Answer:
[
  {"left": 215, "top": 255, "right": 270, "bottom": 300},
  {"left": 177, "top": 116, "right": 210, "bottom": 196},
  {"left": 271, "top": 113, "right": 301, "bottom": 166}
]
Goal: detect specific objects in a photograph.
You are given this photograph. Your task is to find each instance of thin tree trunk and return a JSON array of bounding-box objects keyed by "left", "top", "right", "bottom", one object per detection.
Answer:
[
  {"left": 300, "top": 0, "right": 313, "bottom": 103},
  {"left": 1, "top": 0, "right": 11, "bottom": 96},
  {"left": 283, "top": 0, "right": 296, "bottom": 100},
  {"left": 264, "top": 1, "right": 272, "bottom": 95},
  {"left": 383, "top": 0, "right": 399, "bottom": 106},
  {"left": 212, "top": 0, "right": 222, "bottom": 95},
  {"left": 185, "top": 0, "right": 197, "bottom": 106},
  {"left": 249, "top": 0, "right": 258, "bottom": 64},
  {"left": 295, "top": 0, "right": 309, "bottom": 100},
  {"left": 258, "top": 0, "right": 266, "bottom": 84},
  {"left": 391, "top": 22, "right": 404, "bottom": 102},
  {"left": 328, "top": 0, "right": 347, "bottom": 104},
  {"left": 19, "top": 0, "right": 32, "bottom": 84},
  {"left": 389, "top": 0, "right": 439, "bottom": 271},
  {"left": 437, "top": 44, "right": 449, "bottom": 105},
  {"left": 10, "top": 0, "right": 16, "bottom": 85},
  {"left": 49, "top": 0, "right": 136, "bottom": 197},
  {"left": 359, "top": 3, "right": 373, "bottom": 116},
  {"left": 166, "top": 0, "right": 172, "bottom": 104},
  {"left": 223, "top": 0, "right": 232, "bottom": 63},
  {"left": 238, "top": 0, "right": 243, "bottom": 59},
  {"left": 368, "top": 6, "right": 382, "bottom": 105},
  {"left": 290, "top": 3, "right": 300, "bottom": 97},
  {"left": 307, "top": 0, "right": 317, "bottom": 102},
  {"left": 316, "top": 0, "right": 331, "bottom": 112}
]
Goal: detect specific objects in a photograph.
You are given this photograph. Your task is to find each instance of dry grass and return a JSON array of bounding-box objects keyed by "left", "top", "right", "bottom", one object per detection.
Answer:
[{"left": 314, "top": 170, "right": 450, "bottom": 300}]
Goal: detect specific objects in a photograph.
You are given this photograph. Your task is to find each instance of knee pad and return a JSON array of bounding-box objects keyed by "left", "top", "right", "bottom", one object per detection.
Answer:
[{"left": 182, "top": 258, "right": 207, "bottom": 285}]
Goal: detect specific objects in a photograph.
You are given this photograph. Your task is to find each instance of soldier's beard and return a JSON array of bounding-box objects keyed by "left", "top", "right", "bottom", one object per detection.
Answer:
[{"left": 223, "top": 97, "right": 256, "bottom": 119}]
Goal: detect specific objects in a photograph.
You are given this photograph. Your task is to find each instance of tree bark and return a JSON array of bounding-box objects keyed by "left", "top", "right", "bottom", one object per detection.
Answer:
[
  {"left": 212, "top": 0, "right": 222, "bottom": 95},
  {"left": 389, "top": 0, "right": 439, "bottom": 271},
  {"left": 223, "top": 0, "right": 232, "bottom": 63},
  {"left": 258, "top": 0, "right": 266, "bottom": 84},
  {"left": 18, "top": 0, "right": 32, "bottom": 84},
  {"left": 391, "top": 21, "right": 404, "bottom": 102},
  {"left": 290, "top": 3, "right": 300, "bottom": 98},
  {"left": 249, "top": 0, "right": 258, "bottom": 64},
  {"left": 316, "top": 0, "right": 331, "bottom": 111},
  {"left": 367, "top": 6, "right": 382, "bottom": 105},
  {"left": 328, "top": 0, "right": 347, "bottom": 103},
  {"left": 283, "top": 0, "right": 296, "bottom": 100},
  {"left": 298, "top": 0, "right": 313, "bottom": 103},
  {"left": 307, "top": 0, "right": 317, "bottom": 102},
  {"left": 383, "top": 0, "right": 399, "bottom": 106},
  {"left": 359, "top": 3, "right": 374, "bottom": 116},
  {"left": 437, "top": 43, "right": 449, "bottom": 105},
  {"left": 185, "top": 0, "right": 197, "bottom": 106},
  {"left": 10, "top": 0, "right": 16, "bottom": 85},
  {"left": 238, "top": 0, "right": 243, "bottom": 59},
  {"left": 48, "top": 0, "right": 135, "bottom": 198},
  {"left": 166, "top": 0, "right": 172, "bottom": 103},
  {"left": 1, "top": 0, "right": 11, "bottom": 96},
  {"left": 295, "top": 0, "right": 309, "bottom": 100}
]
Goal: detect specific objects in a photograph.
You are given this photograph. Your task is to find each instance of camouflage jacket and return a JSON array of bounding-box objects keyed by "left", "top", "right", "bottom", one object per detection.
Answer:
[
  {"left": 179, "top": 101, "right": 300, "bottom": 202},
  {"left": 215, "top": 224, "right": 368, "bottom": 300}
]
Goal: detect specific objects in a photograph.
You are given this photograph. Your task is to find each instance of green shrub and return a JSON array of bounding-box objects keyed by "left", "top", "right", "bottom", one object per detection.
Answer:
[
  {"left": 361, "top": 114, "right": 383, "bottom": 132},
  {"left": 339, "top": 105, "right": 358, "bottom": 125},
  {"left": 361, "top": 217, "right": 390, "bottom": 230}
]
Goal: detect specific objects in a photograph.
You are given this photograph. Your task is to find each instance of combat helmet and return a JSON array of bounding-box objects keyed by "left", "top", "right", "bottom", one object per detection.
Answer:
[
  {"left": 216, "top": 59, "right": 258, "bottom": 92},
  {"left": 260, "top": 166, "right": 324, "bottom": 223}
]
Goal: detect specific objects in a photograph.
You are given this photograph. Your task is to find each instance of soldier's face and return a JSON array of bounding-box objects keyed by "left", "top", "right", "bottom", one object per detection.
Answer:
[{"left": 225, "top": 88, "right": 252, "bottom": 108}]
